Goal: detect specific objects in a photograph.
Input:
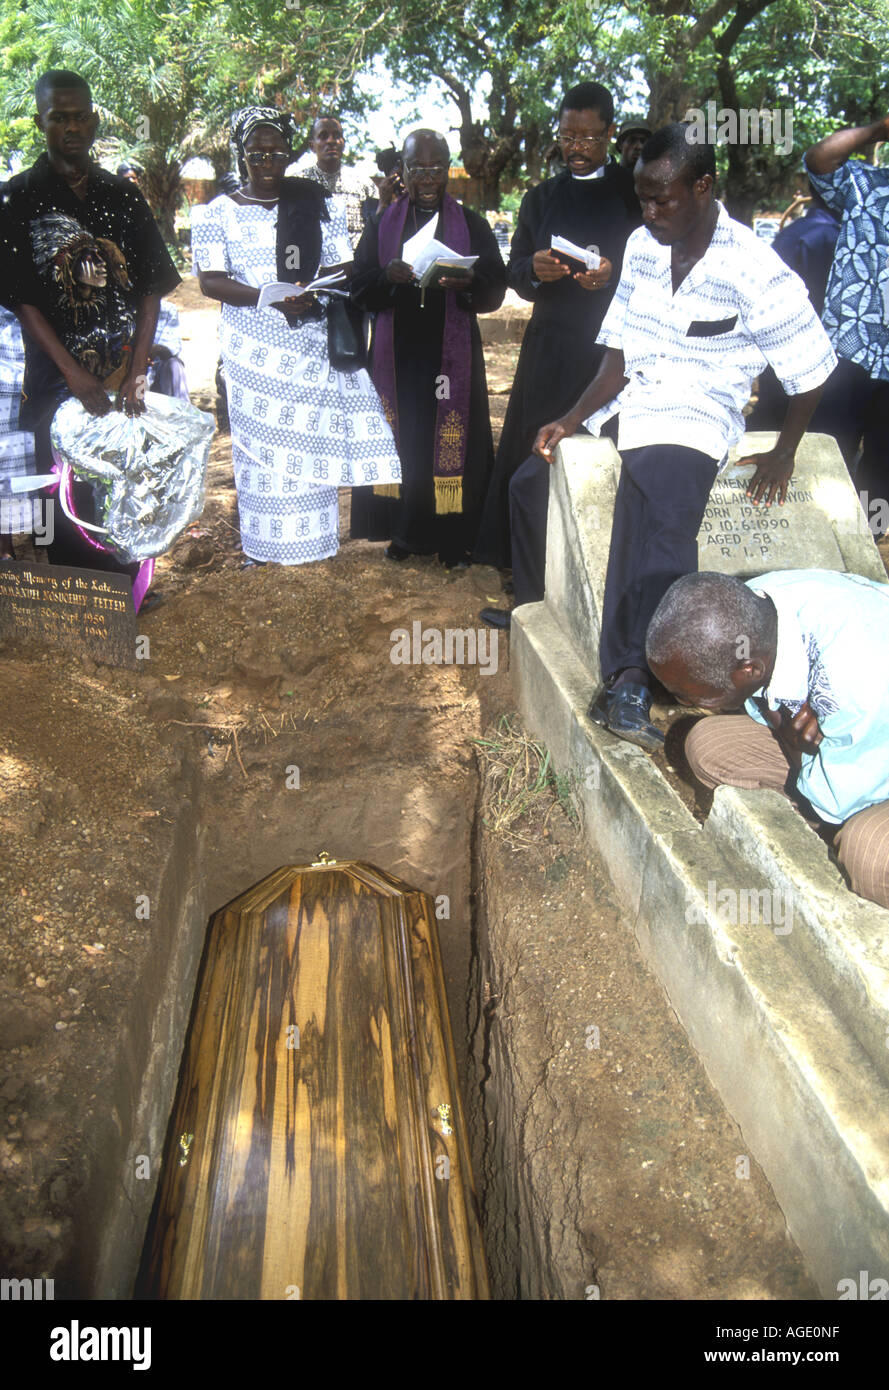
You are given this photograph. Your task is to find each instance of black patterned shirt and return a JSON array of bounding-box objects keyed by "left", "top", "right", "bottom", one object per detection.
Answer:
[
  {"left": 301, "top": 163, "right": 378, "bottom": 249},
  {"left": 0, "top": 154, "right": 180, "bottom": 418}
]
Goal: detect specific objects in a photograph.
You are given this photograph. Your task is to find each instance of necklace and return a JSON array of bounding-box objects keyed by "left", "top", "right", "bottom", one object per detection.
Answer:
[{"left": 238, "top": 190, "right": 278, "bottom": 204}]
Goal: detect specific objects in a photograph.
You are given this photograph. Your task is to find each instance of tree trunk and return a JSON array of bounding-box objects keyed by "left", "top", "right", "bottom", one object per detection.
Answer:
[
  {"left": 646, "top": 69, "right": 696, "bottom": 128},
  {"left": 523, "top": 122, "right": 543, "bottom": 186},
  {"left": 143, "top": 161, "right": 183, "bottom": 248},
  {"left": 460, "top": 129, "right": 524, "bottom": 211},
  {"left": 437, "top": 68, "right": 524, "bottom": 210}
]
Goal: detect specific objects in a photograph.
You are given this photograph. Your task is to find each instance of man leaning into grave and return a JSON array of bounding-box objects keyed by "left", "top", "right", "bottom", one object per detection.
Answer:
[
  {"left": 531, "top": 123, "right": 837, "bottom": 752},
  {"left": 646, "top": 570, "right": 889, "bottom": 912},
  {"left": 0, "top": 70, "right": 180, "bottom": 588}
]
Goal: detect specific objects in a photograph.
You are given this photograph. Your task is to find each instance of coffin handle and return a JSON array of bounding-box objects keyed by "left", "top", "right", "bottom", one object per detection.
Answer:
[{"left": 434, "top": 1103, "right": 453, "bottom": 1137}]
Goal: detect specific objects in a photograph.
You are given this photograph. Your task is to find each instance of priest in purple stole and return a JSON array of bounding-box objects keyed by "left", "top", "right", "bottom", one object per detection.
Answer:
[{"left": 349, "top": 130, "right": 506, "bottom": 566}]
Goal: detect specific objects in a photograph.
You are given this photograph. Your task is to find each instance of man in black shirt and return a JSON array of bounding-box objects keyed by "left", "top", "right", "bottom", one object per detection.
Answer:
[
  {"left": 0, "top": 69, "right": 180, "bottom": 577},
  {"left": 474, "top": 81, "right": 640, "bottom": 623}
]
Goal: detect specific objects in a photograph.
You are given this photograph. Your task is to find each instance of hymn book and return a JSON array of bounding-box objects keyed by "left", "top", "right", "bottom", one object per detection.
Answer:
[
  {"left": 550, "top": 235, "right": 601, "bottom": 271},
  {"left": 257, "top": 271, "right": 349, "bottom": 307}
]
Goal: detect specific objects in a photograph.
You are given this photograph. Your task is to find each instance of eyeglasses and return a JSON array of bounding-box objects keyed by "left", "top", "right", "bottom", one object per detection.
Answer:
[
  {"left": 405, "top": 165, "right": 448, "bottom": 178},
  {"left": 559, "top": 133, "right": 609, "bottom": 151},
  {"left": 245, "top": 151, "right": 290, "bottom": 166}
]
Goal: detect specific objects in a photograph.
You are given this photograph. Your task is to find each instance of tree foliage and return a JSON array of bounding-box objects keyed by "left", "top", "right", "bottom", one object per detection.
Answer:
[
  {"left": 0, "top": 0, "right": 886, "bottom": 228},
  {"left": 0, "top": 0, "right": 395, "bottom": 241}
]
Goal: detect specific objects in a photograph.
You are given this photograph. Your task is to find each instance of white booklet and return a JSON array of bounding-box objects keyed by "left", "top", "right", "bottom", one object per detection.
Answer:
[
  {"left": 256, "top": 270, "right": 349, "bottom": 308},
  {"left": 411, "top": 238, "right": 478, "bottom": 283},
  {"left": 402, "top": 218, "right": 477, "bottom": 278},
  {"left": 402, "top": 214, "right": 441, "bottom": 266},
  {"left": 550, "top": 234, "right": 601, "bottom": 270}
]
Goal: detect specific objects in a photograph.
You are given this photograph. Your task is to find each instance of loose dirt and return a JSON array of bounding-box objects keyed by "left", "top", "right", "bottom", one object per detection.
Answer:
[{"left": 1, "top": 277, "right": 867, "bottom": 1299}]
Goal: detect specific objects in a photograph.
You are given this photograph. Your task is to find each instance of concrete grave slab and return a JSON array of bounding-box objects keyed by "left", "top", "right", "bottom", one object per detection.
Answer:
[
  {"left": 512, "top": 429, "right": 889, "bottom": 1296},
  {"left": 546, "top": 431, "right": 886, "bottom": 685}
]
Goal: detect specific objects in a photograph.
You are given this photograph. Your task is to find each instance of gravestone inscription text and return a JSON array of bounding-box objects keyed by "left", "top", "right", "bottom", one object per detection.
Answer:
[
  {"left": 0, "top": 561, "right": 137, "bottom": 667},
  {"left": 698, "top": 469, "right": 845, "bottom": 574}
]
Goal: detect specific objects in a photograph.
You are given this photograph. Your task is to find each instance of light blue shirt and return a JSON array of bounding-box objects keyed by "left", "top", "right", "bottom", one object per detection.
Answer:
[{"left": 744, "top": 569, "right": 889, "bottom": 824}]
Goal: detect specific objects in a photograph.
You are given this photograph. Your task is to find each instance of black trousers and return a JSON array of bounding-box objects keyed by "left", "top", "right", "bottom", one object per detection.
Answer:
[
  {"left": 748, "top": 357, "right": 889, "bottom": 501},
  {"left": 506, "top": 421, "right": 616, "bottom": 608},
  {"left": 818, "top": 359, "right": 889, "bottom": 505},
  {"left": 507, "top": 452, "right": 551, "bottom": 607},
  {"left": 599, "top": 443, "right": 718, "bottom": 682}
]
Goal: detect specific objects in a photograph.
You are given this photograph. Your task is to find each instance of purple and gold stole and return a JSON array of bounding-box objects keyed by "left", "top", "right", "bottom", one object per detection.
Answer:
[{"left": 373, "top": 193, "right": 472, "bottom": 514}]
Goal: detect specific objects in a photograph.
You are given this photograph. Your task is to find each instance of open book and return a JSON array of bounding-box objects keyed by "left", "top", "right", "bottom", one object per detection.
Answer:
[
  {"left": 410, "top": 237, "right": 477, "bottom": 281},
  {"left": 550, "top": 235, "right": 601, "bottom": 271},
  {"left": 411, "top": 240, "right": 477, "bottom": 308},
  {"left": 417, "top": 256, "right": 476, "bottom": 290},
  {"left": 256, "top": 270, "right": 349, "bottom": 308},
  {"left": 400, "top": 218, "right": 478, "bottom": 302}
]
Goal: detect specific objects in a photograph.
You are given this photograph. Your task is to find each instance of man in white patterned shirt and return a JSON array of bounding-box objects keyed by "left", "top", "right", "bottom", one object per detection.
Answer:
[
  {"left": 532, "top": 122, "right": 837, "bottom": 751},
  {"left": 301, "top": 116, "right": 380, "bottom": 251}
]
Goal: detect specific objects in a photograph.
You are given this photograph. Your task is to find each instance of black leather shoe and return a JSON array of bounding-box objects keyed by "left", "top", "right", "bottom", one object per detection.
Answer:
[
  {"left": 385, "top": 542, "right": 410, "bottom": 561},
  {"left": 587, "top": 684, "right": 615, "bottom": 727},
  {"left": 603, "top": 682, "right": 665, "bottom": 751},
  {"left": 479, "top": 606, "right": 511, "bottom": 630}
]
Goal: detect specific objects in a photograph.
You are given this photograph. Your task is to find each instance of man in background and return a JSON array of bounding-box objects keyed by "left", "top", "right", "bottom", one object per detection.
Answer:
[
  {"left": 805, "top": 117, "right": 889, "bottom": 522},
  {"left": 116, "top": 161, "right": 143, "bottom": 188},
  {"left": 615, "top": 121, "right": 652, "bottom": 171},
  {"left": 746, "top": 180, "right": 841, "bottom": 435},
  {"left": 302, "top": 115, "right": 380, "bottom": 250}
]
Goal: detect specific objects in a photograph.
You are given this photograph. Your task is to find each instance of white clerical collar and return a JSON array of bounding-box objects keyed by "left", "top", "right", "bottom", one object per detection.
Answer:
[{"left": 571, "top": 163, "right": 607, "bottom": 180}]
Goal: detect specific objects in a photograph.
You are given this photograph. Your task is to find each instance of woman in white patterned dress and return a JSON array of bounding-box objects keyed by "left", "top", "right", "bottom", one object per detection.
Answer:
[{"left": 192, "top": 107, "right": 401, "bottom": 565}]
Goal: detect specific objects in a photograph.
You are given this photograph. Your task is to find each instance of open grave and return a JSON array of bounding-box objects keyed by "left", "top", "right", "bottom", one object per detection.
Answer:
[{"left": 0, "top": 291, "right": 847, "bottom": 1301}]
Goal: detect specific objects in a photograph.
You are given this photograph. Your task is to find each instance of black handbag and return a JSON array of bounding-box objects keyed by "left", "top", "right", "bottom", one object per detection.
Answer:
[{"left": 327, "top": 297, "right": 367, "bottom": 372}]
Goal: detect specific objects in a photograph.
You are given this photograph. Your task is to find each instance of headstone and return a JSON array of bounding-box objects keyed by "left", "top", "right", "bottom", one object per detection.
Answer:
[
  {"left": 512, "top": 422, "right": 889, "bottom": 1311},
  {"left": 0, "top": 560, "right": 137, "bottom": 668},
  {"left": 542, "top": 431, "right": 887, "bottom": 681}
]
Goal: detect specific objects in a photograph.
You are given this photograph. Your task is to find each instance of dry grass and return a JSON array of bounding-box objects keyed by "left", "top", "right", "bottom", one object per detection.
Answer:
[{"left": 473, "top": 713, "right": 580, "bottom": 850}]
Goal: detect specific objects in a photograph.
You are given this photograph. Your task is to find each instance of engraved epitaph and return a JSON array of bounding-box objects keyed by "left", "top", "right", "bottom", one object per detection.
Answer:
[
  {"left": 699, "top": 466, "right": 845, "bottom": 574},
  {"left": 0, "top": 561, "right": 137, "bottom": 668}
]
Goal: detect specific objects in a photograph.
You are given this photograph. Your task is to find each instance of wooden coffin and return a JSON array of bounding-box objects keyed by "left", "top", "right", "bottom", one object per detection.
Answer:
[{"left": 138, "top": 859, "right": 489, "bottom": 1299}]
